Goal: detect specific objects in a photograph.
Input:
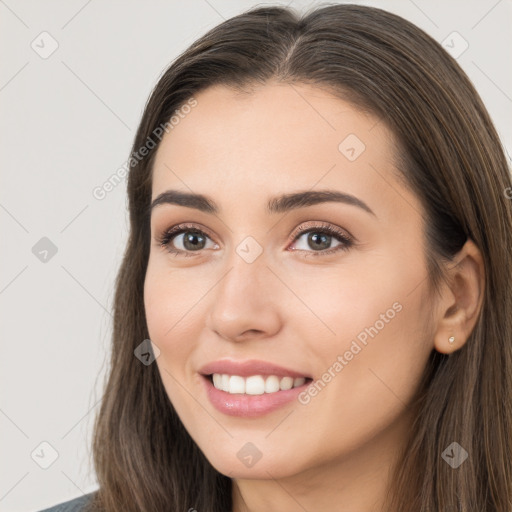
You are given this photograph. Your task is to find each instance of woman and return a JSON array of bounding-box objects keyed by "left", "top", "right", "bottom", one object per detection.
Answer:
[{"left": 40, "top": 3, "right": 512, "bottom": 511}]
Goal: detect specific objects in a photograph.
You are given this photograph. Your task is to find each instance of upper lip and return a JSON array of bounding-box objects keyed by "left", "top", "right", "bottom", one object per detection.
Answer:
[{"left": 199, "top": 359, "right": 312, "bottom": 379}]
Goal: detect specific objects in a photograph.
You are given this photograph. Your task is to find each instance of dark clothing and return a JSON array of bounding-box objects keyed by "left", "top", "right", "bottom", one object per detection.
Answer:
[{"left": 38, "top": 492, "right": 95, "bottom": 512}]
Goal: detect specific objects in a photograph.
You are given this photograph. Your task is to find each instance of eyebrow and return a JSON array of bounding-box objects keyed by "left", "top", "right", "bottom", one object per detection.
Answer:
[{"left": 149, "top": 189, "right": 376, "bottom": 217}]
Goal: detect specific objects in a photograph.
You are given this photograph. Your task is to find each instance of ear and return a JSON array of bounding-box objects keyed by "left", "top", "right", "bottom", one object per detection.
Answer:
[{"left": 433, "top": 239, "right": 485, "bottom": 354}]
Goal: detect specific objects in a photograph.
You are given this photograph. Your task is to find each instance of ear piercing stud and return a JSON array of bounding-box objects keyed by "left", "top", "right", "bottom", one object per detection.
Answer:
[{"left": 448, "top": 336, "right": 455, "bottom": 344}]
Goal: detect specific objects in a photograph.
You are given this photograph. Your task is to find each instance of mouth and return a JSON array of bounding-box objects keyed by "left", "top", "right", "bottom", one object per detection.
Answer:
[
  {"left": 203, "top": 373, "right": 313, "bottom": 395},
  {"left": 200, "top": 372, "right": 313, "bottom": 417},
  {"left": 199, "top": 361, "right": 315, "bottom": 417}
]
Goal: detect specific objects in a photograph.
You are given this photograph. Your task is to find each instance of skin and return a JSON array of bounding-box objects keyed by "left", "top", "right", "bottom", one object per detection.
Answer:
[{"left": 144, "top": 82, "right": 484, "bottom": 512}]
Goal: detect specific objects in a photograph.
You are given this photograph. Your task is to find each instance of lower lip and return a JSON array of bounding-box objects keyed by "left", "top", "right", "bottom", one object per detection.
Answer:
[{"left": 201, "top": 375, "right": 310, "bottom": 417}]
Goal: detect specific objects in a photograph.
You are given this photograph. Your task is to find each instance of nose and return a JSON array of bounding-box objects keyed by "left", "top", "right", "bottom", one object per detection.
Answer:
[{"left": 205, "top": 254, "right": 282, "bottom": 343}]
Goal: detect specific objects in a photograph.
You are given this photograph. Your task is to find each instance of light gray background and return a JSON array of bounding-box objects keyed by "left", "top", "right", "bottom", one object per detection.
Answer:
[{"left": 1, "top": 1, "right": 511, "bottom": 511}]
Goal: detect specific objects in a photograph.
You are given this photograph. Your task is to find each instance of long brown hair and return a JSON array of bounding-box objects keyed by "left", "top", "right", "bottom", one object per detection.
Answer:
[{"left": 88, "top": 4, "right": 512, "bottom": 511}]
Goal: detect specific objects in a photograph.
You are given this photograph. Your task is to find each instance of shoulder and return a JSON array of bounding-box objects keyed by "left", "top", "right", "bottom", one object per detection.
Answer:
[{"left": 37, "top": 491, "right": 96, "bottom": 512}]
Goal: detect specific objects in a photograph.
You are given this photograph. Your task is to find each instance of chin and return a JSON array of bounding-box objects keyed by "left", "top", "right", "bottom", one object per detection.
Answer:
[{"left": 203, "top": 445, "right": 303, "bottom": 480}]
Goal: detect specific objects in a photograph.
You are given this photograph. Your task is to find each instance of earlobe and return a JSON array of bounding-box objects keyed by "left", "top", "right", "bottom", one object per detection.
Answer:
[{"left": 433, "top": 239, "right": 485, "bottom": 354}]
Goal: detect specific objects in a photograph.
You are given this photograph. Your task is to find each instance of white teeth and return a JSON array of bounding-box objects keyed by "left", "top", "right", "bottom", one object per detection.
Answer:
[
  {"left": 211, "top": 373, "right": 308, "bottom": 394},
  {"left": 280, "top": 376, "right": 293, "bottom": 390},
  {"left": 221, "top": 374, "right": 230, "bottom": 392},
  {"left": 229, "top": 375, "right": 245, "bottom": 394},
  {"left": 264, "top": 375, "right": 280, "bottom": 393},
  {"left": 212, "top": 373, "right": 222, "bottom": 389},
  {"left": 245, "top": 375, "right": 265, "bottom": 395}
]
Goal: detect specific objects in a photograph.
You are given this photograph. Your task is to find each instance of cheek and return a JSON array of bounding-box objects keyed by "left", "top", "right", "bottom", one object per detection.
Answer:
[
  {"left": 144, "top": 257, "right": 203, "bottom": 340},
  {"left": 143, "top": 261, "right": 207, "bottom": 426},
  {"left": 143, "top": 260, "right": 201, "bottom": 376},
  {"left": 289, "top": 253, "right": 433, "bottom": 441},
  {"left": 288, "top": 255, "right": 407, "bottom": 350},
  {"left": 144, "top": 264, "right": 171, "bottom": 345},
  {"left": 312, "top": 243, "right": 431, "bottom": 356}
]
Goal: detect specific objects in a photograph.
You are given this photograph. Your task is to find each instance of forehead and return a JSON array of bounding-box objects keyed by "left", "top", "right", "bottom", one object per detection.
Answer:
[{"left": 150, "top": 82, "right": 410, "bottom": 220}]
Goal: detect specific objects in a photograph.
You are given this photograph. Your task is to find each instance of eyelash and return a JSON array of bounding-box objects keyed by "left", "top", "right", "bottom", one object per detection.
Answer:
[{"left": 156, "top": 222, "right": 354, "bottom": 258}]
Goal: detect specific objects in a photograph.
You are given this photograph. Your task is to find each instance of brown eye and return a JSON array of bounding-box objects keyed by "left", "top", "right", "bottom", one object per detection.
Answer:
[
  {"left": 157, "top": 224, "right": 218, "bottom": 257},
  {"left": 179, "top": 231, "right": 208, "bottom": 251},
  {"left": 289, "top": 223, "right": 353, "bottom": 257}
]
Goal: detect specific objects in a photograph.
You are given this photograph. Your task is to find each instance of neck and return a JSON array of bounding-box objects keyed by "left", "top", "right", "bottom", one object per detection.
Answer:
[{"left": 231, "top": 408, "right": 412, "bottom": 512}]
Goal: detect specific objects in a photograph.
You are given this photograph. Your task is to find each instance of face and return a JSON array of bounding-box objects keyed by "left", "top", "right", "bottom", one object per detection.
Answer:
[{"left": 144, "top": 82, "right": 436, "bottom": 481}]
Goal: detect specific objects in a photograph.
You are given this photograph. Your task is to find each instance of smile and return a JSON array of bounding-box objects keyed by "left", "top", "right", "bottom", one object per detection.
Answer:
[{"left": 210, "top": 373, "right": 309, "bottom": 394}]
